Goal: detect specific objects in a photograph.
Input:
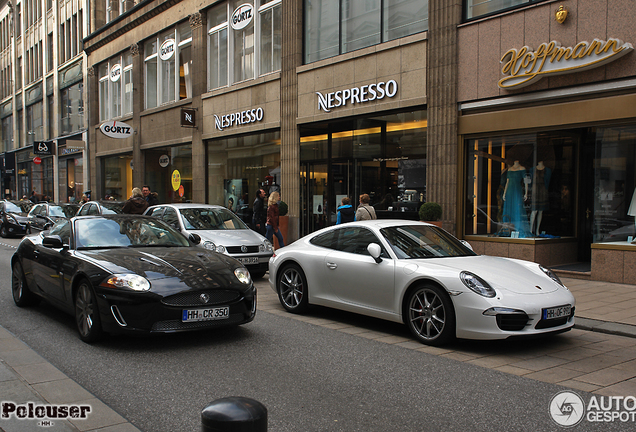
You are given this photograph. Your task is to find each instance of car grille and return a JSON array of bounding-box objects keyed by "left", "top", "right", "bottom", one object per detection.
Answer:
[
  {"left": 151, "top": 314, "right": 245, "bottom": 331},
  {"left": 495, "top": 312, "right": 529, "bottom": 331},
  {"left": 535, "top": 306, "right": 575, "bottom": 329},
  {"left": 226, "top": 245, "right": 260, "bottom": 254},
  {"left": 161, "top": 290, "right": 240, "bottom": 307}
]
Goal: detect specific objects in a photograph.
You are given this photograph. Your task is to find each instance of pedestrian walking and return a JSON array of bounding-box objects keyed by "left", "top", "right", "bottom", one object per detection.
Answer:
[
  {"left": 356, "top": 193, "right": 377, "bottom": 221},
  {"left": 123, "top": 188, "right": 149, "bottom": 214},
  {"left": 252, "top": 189, "right": 267, "bottom": 235},
  {"left": 142, "top": 185, "right": 159, "bottom": 206},
  {"left": 336, "top": 197, "right": 355, "bottom": 224},
  {"left": 265, "top": 191, "right": 285, "bottom": 248},
  {"left": 29, "top": 191, "right": 39, "bottom": 204}
]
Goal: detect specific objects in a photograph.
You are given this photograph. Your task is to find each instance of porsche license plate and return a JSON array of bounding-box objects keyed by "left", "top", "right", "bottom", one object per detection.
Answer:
[
  {"left": 543, "top": 305, "right": 571, "bottom": 320},
  {"left": 182, "top": 306, "right": 230, "bottom": 322},
  {"left": 237, "top": 257, "right": 259, "bottom": 265}
]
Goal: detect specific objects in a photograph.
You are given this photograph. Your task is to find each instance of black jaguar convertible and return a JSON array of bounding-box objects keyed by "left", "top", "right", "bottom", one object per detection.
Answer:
[{"left": 11, "top": 215, "right": 256, "bottom": 342}]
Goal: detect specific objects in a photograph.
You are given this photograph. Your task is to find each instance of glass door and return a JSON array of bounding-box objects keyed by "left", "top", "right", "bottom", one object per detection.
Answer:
[{"left": 303, "top": 163, "right": 328, "bottom": 234}]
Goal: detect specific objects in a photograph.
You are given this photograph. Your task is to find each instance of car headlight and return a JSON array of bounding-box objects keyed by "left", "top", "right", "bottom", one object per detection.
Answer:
[
  {"left": 100, "top": 274, "right": 151, "bottom": 291},
  {"left": 202, "top": 241, "right": 226, "bottom": 253},
  {"left": 539, "top": 265, "right": 566, "bottom": 288},
  {"left": 234, "top": 268, "right": 251, "bottom": 284},
  {"left": 259, "top": 240, "right": 273, "bottom": 253},
  {"left": 460, "top": 271, "right": 496, "bottom": 298},
  {"left": 483, "top": 307, "right": 526, "bottom": 316},
  {"left": 6, "top": 214, "right": 17, "bottom": 224}
]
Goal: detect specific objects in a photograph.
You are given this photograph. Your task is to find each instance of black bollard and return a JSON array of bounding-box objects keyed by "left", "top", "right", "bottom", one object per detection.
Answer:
[{"left": 201, "top": 397, "right": 267, "bottom": 432}]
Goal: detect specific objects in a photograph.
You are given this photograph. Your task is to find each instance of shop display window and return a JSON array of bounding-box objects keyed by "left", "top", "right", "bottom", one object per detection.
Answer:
[
  {"left": 144, "top": 145, "right": 192, "bottom": 204},
  {"left": 103, "top": 155, "right": 133, "bottom": 201},
  {"left": 464, "top": 0, "right": 548, "bottom": 21},
  {"left": 465, "top": 132, "right": 576, "bottom": 239}
]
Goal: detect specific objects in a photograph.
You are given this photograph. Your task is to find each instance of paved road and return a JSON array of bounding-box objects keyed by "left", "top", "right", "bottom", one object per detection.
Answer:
[{"left": 0, "top": 238, "right": 631, "bottom": 431}]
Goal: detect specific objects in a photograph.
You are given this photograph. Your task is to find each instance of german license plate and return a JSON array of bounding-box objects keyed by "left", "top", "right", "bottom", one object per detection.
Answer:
[
  {"left": 237, "top": 257, "right": 259, "bottom": 265},
  {"left": 543, "top": 305, "right": 571, "bottom": 320},
  {"left": 182, "top": 306, "right": 229, "bottom": 322}
]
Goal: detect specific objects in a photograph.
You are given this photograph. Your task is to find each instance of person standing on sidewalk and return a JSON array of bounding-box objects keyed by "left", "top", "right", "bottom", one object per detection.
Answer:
[
  {"left": 142, "top": 185, "right": 159, "bottom": 206},
  {"left": 356, "top": 193, "right": 377, "bottom": 221},
  {"left": 252, "top": 189, "right": 267, "bottom": 235},
  {"left": 336, "top": 197, "right": 355, "bottom": 224},
  {"left": 265, "top": 191, "right": 284, "bottom": 248},
  {"left": 123, "top": 188, "right": 149, "bottom": 214}
]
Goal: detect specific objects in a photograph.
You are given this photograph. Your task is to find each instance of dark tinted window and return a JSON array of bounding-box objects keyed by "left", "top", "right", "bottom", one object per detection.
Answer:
[
  {"left": 334, "top": 226, "right": 385, "bottom": 256},
  {"left": 163, "top": 208, "right": 180, "bottom": 229},
  {"left": 310, "top": 230, "right": 337, "bottom": 249},
  {"left": 49, "top": 219, "right": 71, "bottom": 244}
]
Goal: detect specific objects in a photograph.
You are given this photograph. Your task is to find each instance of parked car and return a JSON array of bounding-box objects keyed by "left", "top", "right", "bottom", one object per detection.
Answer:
[
  {"left": 77, "top": 200, "right": 125, "bottom": 216},
  {"left": 27, "top": 202, "right": 80, "bottom": 233},
  {"left": 0, "top": 200, "right": 30, "bottom": 238},
  {"left": 145, "top": 203, "right": 273, "bottom": 278},
  {"left": 11, "top": 215, "right": 256, "bottom": 342},
  {"left": 269, "top": 220, "right": 575, "bottom": 346}
]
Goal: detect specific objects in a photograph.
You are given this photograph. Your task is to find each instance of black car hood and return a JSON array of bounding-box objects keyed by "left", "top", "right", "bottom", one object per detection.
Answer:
[{"left": 78, "top": 247, "right": 246, "bottom": 294}]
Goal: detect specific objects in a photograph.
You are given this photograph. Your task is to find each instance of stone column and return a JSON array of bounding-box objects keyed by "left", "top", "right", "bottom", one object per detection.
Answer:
[
  {"left": 189, "top": 11, "right": 207, "bottom": 203},
  {"left": 280, "top": 0, "right": 302, "bottom": 241},
  {"left": 131, "top": 42, "right": 144, "bottom": 189},
  {"left": 426, "top": 0, "right": 461, "bottom": 234}
]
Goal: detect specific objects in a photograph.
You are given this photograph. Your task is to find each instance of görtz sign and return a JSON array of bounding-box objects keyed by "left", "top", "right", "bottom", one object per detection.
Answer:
[
  {"left": 231, "top": 4, "right": 253, "bottom": 30},
  {"left": 316, "top": 80, "right": 398, "bottom": 113},
  {"left": 100, "top": 121, "right": 134, "bottom": 139},
  {"left": 499, "top": 38, "right": 633, "bottom": 89}
]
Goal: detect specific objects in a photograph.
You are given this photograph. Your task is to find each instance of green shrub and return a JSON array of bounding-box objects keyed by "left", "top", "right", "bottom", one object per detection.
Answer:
[{"left": 419, "top": 202, "right": 442, "bottom": 221}]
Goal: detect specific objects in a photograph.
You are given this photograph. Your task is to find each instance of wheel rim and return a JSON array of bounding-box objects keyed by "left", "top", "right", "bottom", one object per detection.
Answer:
[
  {"left": 279, "top": 268, "right": 304, "bottom": 309},
  {"left": 409, "top": 288, "right": 446, "bottom": 341},
  {"left": 12, "top": 263, "right": 23, "bottom": 302},
  {"left": 76, "top": 284, "right": 95, "bottom": 337}
]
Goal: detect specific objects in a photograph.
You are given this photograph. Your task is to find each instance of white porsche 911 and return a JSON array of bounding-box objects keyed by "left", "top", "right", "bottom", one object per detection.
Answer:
[{"left": 269, "top": 220, "right": 575, "bottom": 346}]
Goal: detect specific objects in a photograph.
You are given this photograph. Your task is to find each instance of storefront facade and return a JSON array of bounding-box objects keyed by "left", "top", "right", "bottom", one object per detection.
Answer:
[{"left": 457, "top": 0, "right": 636, "bottom": 283}]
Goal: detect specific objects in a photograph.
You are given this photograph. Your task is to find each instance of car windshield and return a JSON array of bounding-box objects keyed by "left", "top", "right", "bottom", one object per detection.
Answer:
[
  {"left": 50, "top": 205, "right": 79, "bottom": 218},
  {"left": 179, "top": 208, "right": 248, "bottom": 230},
  {"left": 380, "top": 225, "right": 476, "bottom": 259},
  {"left": 74, "top": 217, "right": 190, "bottom": 249},
  {"left": 5, "top": 202, "right": 22, "bottom": 213}
]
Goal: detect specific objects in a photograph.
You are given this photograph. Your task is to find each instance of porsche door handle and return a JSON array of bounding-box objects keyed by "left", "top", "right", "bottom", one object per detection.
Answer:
[{"left": 326, "top": 262, "right": 337, "bottom": 270}]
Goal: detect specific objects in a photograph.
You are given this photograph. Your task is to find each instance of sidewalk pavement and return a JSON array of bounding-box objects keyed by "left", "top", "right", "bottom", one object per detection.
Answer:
[{"left": 1, "top": 276, "right": 635, "bottom": 431}]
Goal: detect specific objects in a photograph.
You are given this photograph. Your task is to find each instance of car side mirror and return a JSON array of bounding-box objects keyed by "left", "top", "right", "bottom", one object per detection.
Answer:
[
  {"left": 460, "top": 240, "right": 473, "bottom": 251},
  {"left": 42, "top": 235, "right": 66, "bottom": 249},
  {"left": 189, "top": 233, "right": 201, "bottom": 245},
  {"left": 367, "top": 243, "right": 383, "bottom": 263}
]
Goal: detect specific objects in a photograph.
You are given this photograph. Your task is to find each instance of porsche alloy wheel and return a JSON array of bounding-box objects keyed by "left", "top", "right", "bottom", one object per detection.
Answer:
[
  {"left": 406, "top": 285, "right": 455, "bottom": 346},
  {"left": 12, "top": 261, "right": 38, "bottom": 307},
  {"left": 75, "top": 281, "right": 103, "bottom": 343},
  {"left": 277, "top": 264, "right": 308, "bottom": 313}
]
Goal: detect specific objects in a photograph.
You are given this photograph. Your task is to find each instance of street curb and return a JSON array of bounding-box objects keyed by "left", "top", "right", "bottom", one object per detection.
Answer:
[{"left": 575, "top": 317, "right": 636, "bottom": 339}]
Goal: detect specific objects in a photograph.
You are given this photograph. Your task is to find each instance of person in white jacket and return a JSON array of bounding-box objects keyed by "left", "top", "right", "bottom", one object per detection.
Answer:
[{"left": 356, "top": 194, "right": 377, "bottom": 221}]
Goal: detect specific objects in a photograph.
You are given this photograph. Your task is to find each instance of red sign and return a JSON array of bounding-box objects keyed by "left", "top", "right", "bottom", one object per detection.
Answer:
[
  {"left": 33, "top": 157, "right": 42, "bottom": 165},
  {"left": 179, "top": 185, "right": 185, "bottom": 197}
]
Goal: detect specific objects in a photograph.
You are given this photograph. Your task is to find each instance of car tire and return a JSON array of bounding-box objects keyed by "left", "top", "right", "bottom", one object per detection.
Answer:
[
  {"left": 12, "top": 260, "right": 39, "bottom": 307},
  {"left": 75, "top": 280, "right": 104, "bottom": 343},
  {"left": 277, "top": 264, "right": 309, "bottom": 313},
  {"left": 404, "top": 284, "right": 455, "bottom": 346}
]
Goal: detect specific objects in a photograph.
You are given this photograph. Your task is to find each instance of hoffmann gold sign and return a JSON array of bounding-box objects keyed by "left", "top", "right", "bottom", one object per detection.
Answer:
[{"left": 499, "top": 38, "right": 633, "bottom": 89}]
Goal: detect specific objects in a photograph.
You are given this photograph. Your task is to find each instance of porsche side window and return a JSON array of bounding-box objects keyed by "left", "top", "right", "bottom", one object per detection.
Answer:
[
  {"left": 310, "top": 231, "right": 337, "bottom": 250},
  {"left": 334, "top": 227, "right": 388, "bottom": 257}
]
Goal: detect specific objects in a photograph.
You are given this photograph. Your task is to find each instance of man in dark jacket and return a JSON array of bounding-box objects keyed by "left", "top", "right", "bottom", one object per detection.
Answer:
[
  {"left": 142, "top": 185, "right": 159, "bottom": 206},
  {"left": 336, "top": 197, "right": 355, "bottom": 224},
  {"left": 252, "top": 189, "right": 267, "bottom": 235},
  {"left": 123, "top": 188, "right": 149, "bottom": 214}
]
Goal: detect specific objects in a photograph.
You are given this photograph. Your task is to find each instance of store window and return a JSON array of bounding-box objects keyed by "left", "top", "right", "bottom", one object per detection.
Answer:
[
  {"left": 465, "top": 131, "right": 576, "bottom": 239},
  {"left": 60, "top": 82, "right": 84, "bottom": 135},
  {"left": 464, "top": 0, "right": 548, "bottom": 21},
  {"left": 304, "top": 0, "right": 428, "bottom": 64},
  {"left": 59, "top": 155, "right": 83, "bottom": 202},
  {"left": 26, "top": 101, "right": 44, "bottom": 146},
  {"left": 144, "top": 23, "right": 192, "bottom": 109},
  {"left": 1, "top": 115, "right": 12, "bottom": 151},
  {"left": 144, "top": 145, "right": 192, "bottom": 204},
  {"left": 207, "top": 131, "right": 281, "bottom": 222},
  {"left": 99, "top": 52, "right": 133, "bottom": 121},
  {"left": 103, "top": 155, "right": 133, "bottom": 201},
  {"left": 207, "top": 0, "right": 282, "bottom": 91}
]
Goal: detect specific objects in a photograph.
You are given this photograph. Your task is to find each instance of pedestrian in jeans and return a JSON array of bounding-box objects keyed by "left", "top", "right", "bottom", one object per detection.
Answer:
[
  {"left": 266, "top": 191, "right": 285, "bottom": 248},
  {"left": 356, "top": 193, "right": 377, "bottom": 221}
]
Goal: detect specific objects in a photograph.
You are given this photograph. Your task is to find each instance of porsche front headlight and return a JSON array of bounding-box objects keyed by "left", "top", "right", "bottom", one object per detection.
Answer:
[
  {"left": 460, "top": 271, "right": 496, "bottom": 298},
  {"left": 539, "top": 265, "right": 566, "bottom": 288},
  {"left": 234, "top": 268, "right": 251, "bottom": 284},
  {"left": 100, "top": 274, "right": 150, "bottom": 291}
]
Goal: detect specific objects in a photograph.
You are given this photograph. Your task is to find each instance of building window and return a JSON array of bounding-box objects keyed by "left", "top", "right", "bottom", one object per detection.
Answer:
[
  {"left": 464, "top": 0, "right": 548, "bottom": 21},
  {"left": 99, "top": 52, "right": 133, "bottom": 121},
  {"left": 1, "top": 116, "right": 12, "bottom": 151},
  {"left": 207, "top": 0, "right": 282, "bottom": 91},
  {"left": 304, "top": 0, "right": 428, "bottom": 64},
  {"left": 144, "top": 23, "right": 192, "bottom": 109},
  {"left": 26, "top": 101, "right": 43, "bottom": 145},
  {"left": 60, "top": 82, "right": 84, "bottom": 135}
]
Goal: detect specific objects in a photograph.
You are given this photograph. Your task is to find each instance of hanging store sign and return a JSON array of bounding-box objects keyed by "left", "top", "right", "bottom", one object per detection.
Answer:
[
  {"left": 214, "top": 107, "right": 264, "bottom": 131},
  {"left": 33, "top": 141, "right": 54, "bottom": 156},
  {"left": 110, "top": 64, "right": 122, "bottom": 82},
  {"left": 100, "top": 121, "right": 134, "bottom": 139},
  {"left": 231, "top": 4, "right": 253, "bottom": 30},
  {"left": 181, "top": 108, "right": 196, "bottom": 128},
  {"left": 160, "top": 39, "right": 176, "bottom": 61},
  {"left": 499, "top": 38, "right": 633, "bottom": 89},
  {"left": 316, "top": 80, "right": 398, "bottom": 113},
  {"left": 159, "top": 155, "right": 170, "bottom": 168},
  {"left": 33, "top": 157, "right": 42, "bottom": 165}
]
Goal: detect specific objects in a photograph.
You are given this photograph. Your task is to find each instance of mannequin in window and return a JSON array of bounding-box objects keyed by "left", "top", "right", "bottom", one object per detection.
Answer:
[
  {"left": 502, "top": 160, "right": 531, "bottom": 237},
  {"left": 530, "top": 161, "right": 552, "bottom": 236},
  {"left": 628, "top": 188, "right": 636, "bottom": 244}
]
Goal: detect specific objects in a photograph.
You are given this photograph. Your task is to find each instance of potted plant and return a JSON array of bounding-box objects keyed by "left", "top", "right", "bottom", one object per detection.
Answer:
[
  {"left": 419, "top": 202, "right": 442, "bottom": 227},
  {"left": 276, "top": 201, "right": 289, "bottom": 248}
]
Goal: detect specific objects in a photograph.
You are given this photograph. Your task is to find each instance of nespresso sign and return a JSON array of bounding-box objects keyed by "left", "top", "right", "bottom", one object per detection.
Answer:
[
  {"left": 316, "top": 80, "right": 398, "bottom": 113},
  {"left": 214, "top": 107, "right": 264, "bottom": 131},
  {"left": 499, "top": 38, "right": 633, "bottom": 89}
]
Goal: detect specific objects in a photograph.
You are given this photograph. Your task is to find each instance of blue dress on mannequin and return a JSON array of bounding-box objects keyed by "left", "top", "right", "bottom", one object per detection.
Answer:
[{"left": 502, "top": 168, "right": 532, "bottom": 238}]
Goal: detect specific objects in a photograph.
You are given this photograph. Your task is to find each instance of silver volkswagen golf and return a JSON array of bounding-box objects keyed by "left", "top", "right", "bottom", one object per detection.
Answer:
[{"left": 145, "top": 203, "right": 273, "bottom": 278}]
